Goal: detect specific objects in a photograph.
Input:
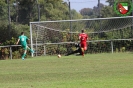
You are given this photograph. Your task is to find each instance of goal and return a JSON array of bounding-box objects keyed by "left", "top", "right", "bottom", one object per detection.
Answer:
[{"left": 30, "top": 16, "right": 133, "bottom": 56}]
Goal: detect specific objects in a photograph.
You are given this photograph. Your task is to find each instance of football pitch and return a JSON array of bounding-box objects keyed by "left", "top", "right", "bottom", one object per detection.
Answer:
[{"left": 0, "top": 53, "right": 133, "bottom": 88}]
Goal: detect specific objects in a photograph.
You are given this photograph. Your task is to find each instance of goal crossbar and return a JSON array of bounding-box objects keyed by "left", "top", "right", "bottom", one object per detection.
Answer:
[{"left": 30, "top": 16, "right": 133, "bottom": 24}]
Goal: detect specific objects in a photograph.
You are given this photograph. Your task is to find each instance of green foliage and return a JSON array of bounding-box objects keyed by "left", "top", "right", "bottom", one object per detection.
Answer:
[
  {"left": 101, "top": 6, "right": 118, "bottom": 17},
  {"left": 0, "top": 3, "right": 8, "bottom": 20},
  {"left": 12, "top": 50, "right": 21, "bottom": 59},
  {"left": 2, "top": 37, "right": 17, "bottom": 45},
  {"left": 80, "top": 8, "right": 93, "bottom": 16},
  {"left": 39, "top": 0, "right": 70, "bottom": 20},
  {"left": 80, "top": 3, "right": 105, "bottom": 18},
  {"left": 0, "top": 21, "right": 29, "bottom": 44},
  {"left": 71, "top": 9, "right": 83, "bottom": 19},
  {"left": 0, "top": 47, "right": 9, "bottom": 60}
]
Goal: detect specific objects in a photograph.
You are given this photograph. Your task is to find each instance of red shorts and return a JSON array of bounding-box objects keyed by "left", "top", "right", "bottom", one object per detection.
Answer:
[{"left": 80, "top": 42, "right": 87, "bottom": 51}]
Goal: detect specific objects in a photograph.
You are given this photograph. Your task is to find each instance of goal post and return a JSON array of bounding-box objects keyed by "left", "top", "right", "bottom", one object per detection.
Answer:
[{"left": 30, "top": 16, "right": 133, "bottom": 56}]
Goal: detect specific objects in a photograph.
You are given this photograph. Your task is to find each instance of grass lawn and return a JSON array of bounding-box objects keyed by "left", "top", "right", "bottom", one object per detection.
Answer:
[{"left": 0, "top": 52, "right": 133, "bottom": 88}]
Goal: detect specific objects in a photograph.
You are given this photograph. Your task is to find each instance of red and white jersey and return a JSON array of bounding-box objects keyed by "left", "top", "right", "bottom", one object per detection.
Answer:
[{"left": 79, "top": 33, "right": 88, "bottom": 43}]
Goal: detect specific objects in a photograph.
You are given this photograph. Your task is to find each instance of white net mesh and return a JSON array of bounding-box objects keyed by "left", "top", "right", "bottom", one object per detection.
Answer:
[{"left": 30, "top": 16, "right": 133, "bottom": 56}]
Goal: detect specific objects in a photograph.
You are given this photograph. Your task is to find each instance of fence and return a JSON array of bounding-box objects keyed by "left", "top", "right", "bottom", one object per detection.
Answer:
[
  {"left": 0, "top": 45, "right": 31, "bottom": 60},
  {"left": 1, "top": 39, "right": 132, "bottom": 60}
]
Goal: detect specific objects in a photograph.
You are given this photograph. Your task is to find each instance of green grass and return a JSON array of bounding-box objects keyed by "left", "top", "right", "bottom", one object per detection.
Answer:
[{"left": 0, "top": 53, "right": 133, "bottom": 88}]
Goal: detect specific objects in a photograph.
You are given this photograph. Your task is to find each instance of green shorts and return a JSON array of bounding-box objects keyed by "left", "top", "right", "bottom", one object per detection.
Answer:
[{"left": 21, "top": 44, "right": 27, "bottom": 50}]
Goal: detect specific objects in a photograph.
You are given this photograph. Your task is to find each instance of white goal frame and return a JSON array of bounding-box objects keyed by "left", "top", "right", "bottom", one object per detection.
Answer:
[{"left": 30, "top": 16, "right": 133, "bottom": 57}]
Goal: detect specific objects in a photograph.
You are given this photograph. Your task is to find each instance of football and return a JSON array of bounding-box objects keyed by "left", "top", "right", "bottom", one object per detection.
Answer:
[{"left": 58, "top": 54, "right": 61, "bottom": 58}]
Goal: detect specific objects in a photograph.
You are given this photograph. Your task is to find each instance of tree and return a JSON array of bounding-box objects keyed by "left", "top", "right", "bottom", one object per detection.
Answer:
[
  {"left": 71, "top": 9, "right": 82, "bottom": 19},
  {"left": 93, "top": 3, "right": 104, "bottom": 18},
  {"left": 16, "top": 0, "right": 37, "bottom": 24},
  {"left": 100, "top": 5, "right": 118, "bottom": 17},
  {"left": 0, "top": 0, "right": 84, "bottom": 43},
  {"left": 80, "top": 8, "right": 93, "bottom": 16},
  {"left": 79, "top": 3, "right": 105, "bottom": 18},
  {"left": 39, "top": 0, "right": 70, "bottom": 21},
  {"left": 0, "top": 0, "right": 8, "bottom": 20}
]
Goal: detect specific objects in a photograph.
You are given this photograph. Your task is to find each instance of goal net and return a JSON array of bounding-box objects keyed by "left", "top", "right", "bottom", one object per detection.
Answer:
[{"left": 30, "top": 16, "right": 133, "bottom": 56}]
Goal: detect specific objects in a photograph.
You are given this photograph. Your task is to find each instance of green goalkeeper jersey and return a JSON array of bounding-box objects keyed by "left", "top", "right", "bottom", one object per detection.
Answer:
[{"left": 19, "top": 35, "right": 28, "bottom": 45}]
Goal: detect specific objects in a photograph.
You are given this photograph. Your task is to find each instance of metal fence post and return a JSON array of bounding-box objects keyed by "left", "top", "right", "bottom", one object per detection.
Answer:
[
  {"left": 111, "top": 40, "right": 113, "bottom": 53},
  {"left": 44, "top": 45, "right": 46, "bottom": 56},
  {"left": 9, "top": 46, "right": 12, "bottom": 60}
]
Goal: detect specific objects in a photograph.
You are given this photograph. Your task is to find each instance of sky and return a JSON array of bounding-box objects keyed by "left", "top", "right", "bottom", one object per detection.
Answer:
[{"left": 63, "top": 0, "right": 109, "bottom": 12}]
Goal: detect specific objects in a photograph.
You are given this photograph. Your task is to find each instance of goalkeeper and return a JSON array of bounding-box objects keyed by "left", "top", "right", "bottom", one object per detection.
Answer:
[
  {"left": 65, "top": 43, "right": 82, "bottom": 56},
  {"left": 16, "top": 32, "right": 34, "bottom": 60}
]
